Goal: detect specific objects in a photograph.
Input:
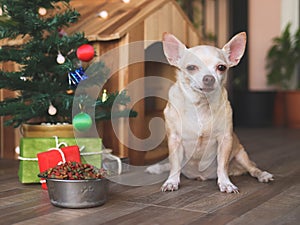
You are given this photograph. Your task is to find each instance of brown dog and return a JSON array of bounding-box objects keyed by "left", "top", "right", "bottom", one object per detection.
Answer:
[{"left": 146, "top": 32, "right": 274, "bottom": 193}]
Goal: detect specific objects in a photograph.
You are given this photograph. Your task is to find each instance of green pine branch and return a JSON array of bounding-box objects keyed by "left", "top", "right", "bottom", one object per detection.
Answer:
[{"left": 0, "top": 0, "right": 137, "bottom": 127}]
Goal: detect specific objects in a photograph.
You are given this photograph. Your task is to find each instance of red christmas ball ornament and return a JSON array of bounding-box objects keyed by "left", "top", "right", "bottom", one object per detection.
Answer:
[{"left": 76, "top": 44, "right": 95, "bottom": 62}]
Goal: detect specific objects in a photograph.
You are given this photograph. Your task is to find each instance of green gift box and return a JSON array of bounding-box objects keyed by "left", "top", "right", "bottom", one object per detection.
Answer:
[{"left": 18, "top": 137, "right": 102, "bottom": 183}]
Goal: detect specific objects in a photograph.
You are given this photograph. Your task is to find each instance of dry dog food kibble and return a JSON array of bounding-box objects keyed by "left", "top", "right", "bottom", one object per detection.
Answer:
[{"left": 38, "top": 161, "right": 106, "bottom": 180}]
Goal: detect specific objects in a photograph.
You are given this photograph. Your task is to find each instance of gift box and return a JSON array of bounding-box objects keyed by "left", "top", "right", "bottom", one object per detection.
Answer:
[
  {"left": 75, "top": 138, "right": 102, "bottom": 167},
  {"left": 37, "top": 145, "right": 81, "bottom": 189},
  {"left": 37, "top": 145, "right": 81, "bottom": 173},
  {"left": 18, "top": 137, "right": 102, "bottom": 184}
]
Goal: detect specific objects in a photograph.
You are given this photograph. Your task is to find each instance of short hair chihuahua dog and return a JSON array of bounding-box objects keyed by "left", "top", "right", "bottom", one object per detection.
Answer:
[{"left": 147, "top": 32, "right": 274, "bottom": 193}]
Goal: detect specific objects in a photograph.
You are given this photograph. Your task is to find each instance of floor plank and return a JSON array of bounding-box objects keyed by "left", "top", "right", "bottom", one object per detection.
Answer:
[
  {"left": 225, "top": 184, "right": 300, "bottom": 225},
  {"left": 0, "top": 128, "right": 299, "bottom": 225}
]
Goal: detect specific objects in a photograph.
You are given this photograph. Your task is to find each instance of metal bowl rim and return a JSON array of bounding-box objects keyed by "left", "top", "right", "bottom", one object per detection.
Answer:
[{"left": 46, "top": 178, "right": 107, "bottom": 183}]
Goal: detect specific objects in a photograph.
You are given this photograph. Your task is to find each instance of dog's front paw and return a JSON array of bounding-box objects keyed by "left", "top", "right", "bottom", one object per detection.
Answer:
[
  {"left": 257, "top": 171, "right": 274, "bottom": 183},
  {"left": 161, "top": 180, "right": 179, "bottom": 192},
  {"left": 218, "top": 181, "right": 239, "bottom": 193}
]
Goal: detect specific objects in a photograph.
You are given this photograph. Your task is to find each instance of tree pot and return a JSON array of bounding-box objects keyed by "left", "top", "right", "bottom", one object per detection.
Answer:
[
  {"left": 273, "top": 92, "right": 286, "bottom": 127},
  {"left": 285, "top": 91, "right": 300, "bottom": 128},
  {"left": 232, "top": 91, "right": 276, "bottom": 127},
  {"left": 21, "top": 123, "right": 75, "bottom": 138}
]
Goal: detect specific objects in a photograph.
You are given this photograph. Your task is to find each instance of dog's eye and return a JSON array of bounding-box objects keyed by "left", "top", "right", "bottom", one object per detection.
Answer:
[
  {"left": 186, "top": 65, "right": 198, "bottom": 71},
  {"left": 217, "top": 65, "right": 227, "bottom": 72}
]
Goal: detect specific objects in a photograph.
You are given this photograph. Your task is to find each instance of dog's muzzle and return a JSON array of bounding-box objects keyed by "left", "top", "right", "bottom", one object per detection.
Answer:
[{"left": 199, "top": 75, "right": 215, "bottom": 92}]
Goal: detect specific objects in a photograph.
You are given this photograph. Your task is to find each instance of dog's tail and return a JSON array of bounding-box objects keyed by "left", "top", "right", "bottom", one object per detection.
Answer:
[{"left": 145, "top": 163, "right": 170, "bottom": 174}]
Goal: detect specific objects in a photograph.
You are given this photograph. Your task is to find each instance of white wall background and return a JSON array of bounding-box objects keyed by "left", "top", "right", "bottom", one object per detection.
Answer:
[
  {"left": 281, "top": 0, "right": 299, "bottom": 33},
  {"left": 249, "top": 0, "right": 299, "bottom": 90}
]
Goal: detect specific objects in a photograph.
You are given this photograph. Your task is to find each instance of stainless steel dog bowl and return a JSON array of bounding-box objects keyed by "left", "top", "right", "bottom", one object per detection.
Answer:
[{"left": 46, "top": 178, "right": 108, "bottom": 208}]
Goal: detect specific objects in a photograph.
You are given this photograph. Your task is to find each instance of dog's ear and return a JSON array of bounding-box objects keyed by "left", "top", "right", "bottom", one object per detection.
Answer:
[
  {"left": 222, "top": 32, "right": 247, "bottom": 67},
  {"left": 162, "top": 33, "right": 186, "bottom": 67}
]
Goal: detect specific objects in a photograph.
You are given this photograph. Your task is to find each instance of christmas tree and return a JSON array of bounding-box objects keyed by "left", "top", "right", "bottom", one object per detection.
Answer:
[{"left": 0, "top": 0, "right": 136, "bottom": 128}]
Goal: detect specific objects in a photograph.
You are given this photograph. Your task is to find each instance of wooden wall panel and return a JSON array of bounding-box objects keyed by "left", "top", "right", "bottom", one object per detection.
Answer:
[
  {"left": 159, "top": 3, "right": 173, "bottom": 36},
  {"left": 126, "top": 22, "right": 147, "bottom": 164},
  {"left": 188, "top": 27, "right": 202, "bottom": 47},
  {"left": 145, "top": 1, "right": 200, "bottom": 47},
  {"left": 171, "top": 3, "right": 187, "bottom": 43},
  {"left": 91, "top": 40, "right": 126, "bottom": 157},
  {"left": 0, "top": 62, "right": 20, "bottom": 160}
]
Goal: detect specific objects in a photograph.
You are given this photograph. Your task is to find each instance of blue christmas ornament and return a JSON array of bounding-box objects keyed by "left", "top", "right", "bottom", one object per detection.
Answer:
[{"left": 68, "top": 67, "right": 88, "bottom": 86}]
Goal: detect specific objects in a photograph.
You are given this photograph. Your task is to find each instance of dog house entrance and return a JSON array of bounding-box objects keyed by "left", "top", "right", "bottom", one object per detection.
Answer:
[{"left": 145, "top": 42, "right": 176, "bottom": 115}]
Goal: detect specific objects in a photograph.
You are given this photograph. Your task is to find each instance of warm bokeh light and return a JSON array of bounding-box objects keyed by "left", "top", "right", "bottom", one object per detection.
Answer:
[{"left": 98, "top": 10, "right": 108, "bottom": 19}]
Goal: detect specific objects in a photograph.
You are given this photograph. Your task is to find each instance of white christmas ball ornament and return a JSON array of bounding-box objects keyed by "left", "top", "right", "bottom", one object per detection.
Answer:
[
  {"left": 48, "top": 104, "right": 57, "bottom": 115},
  {"left": 56, "top": 53, "right": 65, "bottom": 64}
]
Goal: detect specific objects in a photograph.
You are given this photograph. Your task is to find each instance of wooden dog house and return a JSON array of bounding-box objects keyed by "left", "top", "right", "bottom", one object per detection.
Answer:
[{"left": 0, "top": 0, "right": 201, "bottom": 165}]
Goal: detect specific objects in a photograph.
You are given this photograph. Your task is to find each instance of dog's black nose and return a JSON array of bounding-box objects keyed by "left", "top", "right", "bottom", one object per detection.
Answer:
[{"left": 203, "top": 75, "right": 215, "bottom": 86}]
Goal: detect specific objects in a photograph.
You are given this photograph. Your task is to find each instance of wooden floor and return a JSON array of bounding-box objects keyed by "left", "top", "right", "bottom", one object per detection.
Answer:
[{"left": 0, "top": 128, "right": 300, "bottom": 225}]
